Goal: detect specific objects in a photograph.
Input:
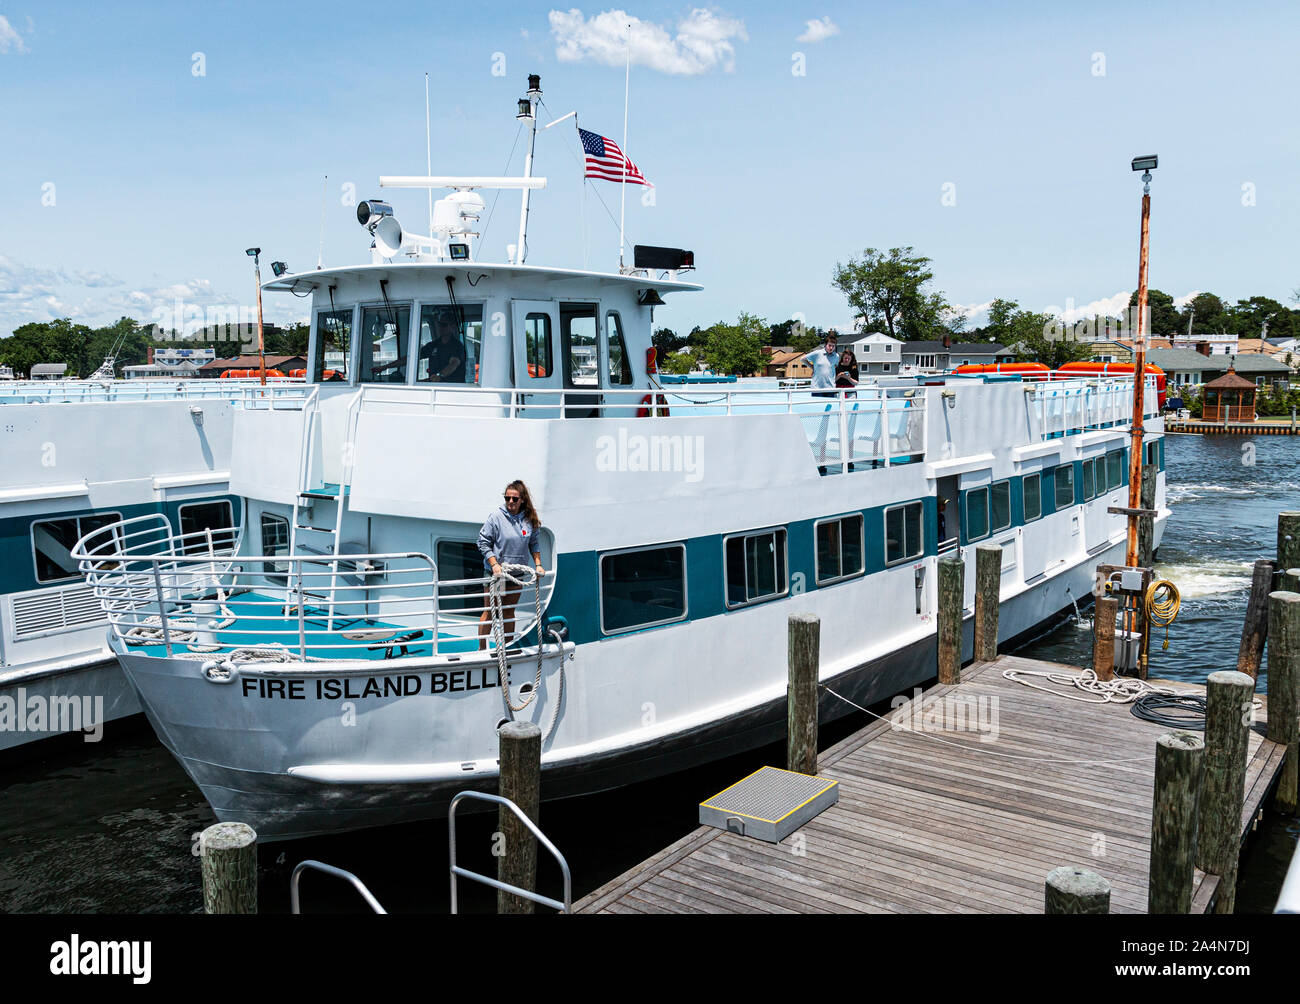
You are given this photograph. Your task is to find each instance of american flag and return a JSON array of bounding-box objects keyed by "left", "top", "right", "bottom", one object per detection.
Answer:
[{"left": 579, "top": 127, "right": 651, "bottom": 186}]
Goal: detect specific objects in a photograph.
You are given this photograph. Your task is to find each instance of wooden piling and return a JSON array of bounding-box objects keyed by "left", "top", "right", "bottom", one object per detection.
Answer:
[
  {"left": 787, "top": 613, "right": 820, "bottom": 776},
  {"left": 1093, "top": 595, "right": 1118, "bottom": 682},
  {"left": 1267, "top": 591, "right": 1300, "bottom": 815},
  {"left": 1280, "top": 567, "right": 1300, "bottom": 593},
  {"left": 1237, "top": 559, "right": 1277, "bottom": 679},
  {"left": 937, "top": 555, "right": 964, "bottom": 684},
  {"left": 1044, "top": 865, "right": 1111, "bottom": 914},
  {"left": 1148, "top": 731, "right": 1203, "bottom": 914},
  {"left": 1196, "top": 670, "right": 1255, "bottom": 914},
  {"left": 1279, "top": 512, "right": 1300, "bottom": 572},
  {"left": 1138, "top": 464, "right": 1158, "bottom": 569},
  {"left": 498, "top": 720, "right": 541, "bottom": 914},
  {"left": 200, "top": 821, "right": 258, "bottom": 914},
  {"left": 973, "top": 545, "right": 1001, "bottom": 663}
]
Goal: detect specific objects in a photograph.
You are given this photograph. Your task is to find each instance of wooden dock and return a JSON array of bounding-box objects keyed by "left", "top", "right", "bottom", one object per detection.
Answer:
[
  {"left": 576, "top": 655, "right": 1287, "bottom": 914},
  {"left": 1165, "top": 418, "right": 1299, "bottom": 435}
]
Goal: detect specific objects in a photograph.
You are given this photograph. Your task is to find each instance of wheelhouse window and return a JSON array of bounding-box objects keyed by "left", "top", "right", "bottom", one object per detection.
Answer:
[
  {"left": 885, "top": 502, "right": 923, "bottom": 565},
  {"left": 358, "top": 304, "right": 410, "bottom": 383},
  {"left": 991, "top": 481, "right": 1012, "bottom": 532},
  {"left": 524, "top": 313, "right": 553, "bottom": 378},
  {"left": 600, "top": 544, "right": 687, "bottom": 634},
  {"left": 605, "top": 312, "right": 632, "bottom": 385},
  {"left": 1023, "top": 473, "right": 1042, "bottom": 522},
  {"left": 561, "top": 303, "right": 599, "bottom": 388},
  {"left": 260, "top": 513, "right": 290, "bottom": 585},
  {"left": 1054, "top": 465, "right": 1075, "bottom": 508},
  {"left": 816, "top": 514, "right": 864, "bottom": 584},
  {"left": 966, "top": 487, "right": 990, "bottom": 542},
  {"left": 724, "top": 528, "right": 788, "bottom": 608},
  {"left": 417, "top": 304, "right": 483, "bottom": 384},
  {"left": 313, "top": 309, "right": 352, "bottom": 382},
  {"left": 178, "top": 501, "right": 236, "bottom": 555},
  {"left": 32, "top": 512, "right": 121, "bottom": 584},
  {"left": 1082, "top": 458, "right": 1097, "bottom": 501},
  {"left": 436, "top": 540, "right": 486, "bottom": 613},
  {"left": 1107, "top": 451, "right": 1123, "bottom": 490}
]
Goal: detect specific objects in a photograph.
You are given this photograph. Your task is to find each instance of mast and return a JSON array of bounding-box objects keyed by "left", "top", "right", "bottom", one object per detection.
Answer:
[
  {"left": 515, "top": 74, "right": 541, "bottom": 264},
  {"left": 618, "top": 23, "right": 631, "bottom": 270}
]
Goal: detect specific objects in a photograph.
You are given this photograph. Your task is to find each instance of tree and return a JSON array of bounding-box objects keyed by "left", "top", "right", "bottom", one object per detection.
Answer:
[
  {"left": 831, "top": 247, "right": 952, "bottom": 340},
  {"left": 985, "top": 298, "right": 1019, "bottom": 344},
  {"left": 1127, "top": 288, "right": 1180, "bottom": 336},
  {"left": 1184, "top": 293, "right": 1227, "bottom": 334},
  {"left": 652, "top": 327, "right": 686, "bottom": 360},
  {"left": 702, "top": 312, "right": 768, "bottom": 376},
  {"left": 1007, "top": 310, "right": 1093, "bottom": 369},
  {"left": 662, "top": 351, "right": 697, "bottom": 375}
]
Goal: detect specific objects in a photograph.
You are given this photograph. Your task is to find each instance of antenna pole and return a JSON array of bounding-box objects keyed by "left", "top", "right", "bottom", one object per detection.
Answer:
[
  {"left": 618, "top": 23, "right": 631, "bottom": 271},
  {"left": 316, "top": 174, "right": 327, "bottom": 269},
  {"left": 516, "top": 75, "right": 541, "bottom": 264},
  {"left": 425, "top": 73, "right": 434, "bottom": 238}
]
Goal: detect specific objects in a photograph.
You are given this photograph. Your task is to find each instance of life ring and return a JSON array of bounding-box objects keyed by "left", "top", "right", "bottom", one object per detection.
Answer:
[{"left": 636, "top": 393, "right": 670, "bottom": 417}]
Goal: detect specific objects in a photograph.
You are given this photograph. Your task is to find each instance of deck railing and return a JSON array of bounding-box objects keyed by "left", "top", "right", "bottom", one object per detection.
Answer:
[
  {"left": 1024, "top": 375, "right": 1160, "bottom": 440},
  {"left": 71, "top": 514, "right": 553, "bottom": 662},
  {"left": 0, "top": 378, "right": 310, "bottom": 406}
]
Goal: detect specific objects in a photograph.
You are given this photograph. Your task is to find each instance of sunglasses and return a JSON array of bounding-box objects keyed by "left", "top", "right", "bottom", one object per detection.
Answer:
[{"left": 504, "top": 495, "right": 522, "bottom": 502}]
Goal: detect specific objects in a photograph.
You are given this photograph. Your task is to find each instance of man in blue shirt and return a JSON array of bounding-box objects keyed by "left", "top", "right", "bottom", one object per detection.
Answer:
[{"left": 804, "top": 332, "right": 840, "bottom": 396}]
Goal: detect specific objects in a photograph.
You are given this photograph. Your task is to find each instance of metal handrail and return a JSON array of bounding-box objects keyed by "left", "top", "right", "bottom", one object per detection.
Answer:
[
  {"left": 290, "top": 860, "right": 387, "bottom": 914},
  {"left": 0, "top": 378, "right": 311, "bottom": 406},
  {"left": 448, "top": 791, "right": 572, "bottom": 914}
]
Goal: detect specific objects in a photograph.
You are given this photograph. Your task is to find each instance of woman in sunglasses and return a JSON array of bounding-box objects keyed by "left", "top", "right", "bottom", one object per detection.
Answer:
[{"left": 477, "top": 480, "right": 546, "bottom": 649}]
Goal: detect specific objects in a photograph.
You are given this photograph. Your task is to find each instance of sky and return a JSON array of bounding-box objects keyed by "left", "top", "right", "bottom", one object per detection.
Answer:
[{"left": 1, "top": 1, "right": 1297, "bottom": 339}]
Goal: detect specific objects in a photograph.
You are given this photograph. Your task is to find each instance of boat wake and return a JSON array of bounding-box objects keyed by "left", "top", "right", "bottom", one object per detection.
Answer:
[{"left": 1154, "top": 557, "right": 1254, "bottom": 599}]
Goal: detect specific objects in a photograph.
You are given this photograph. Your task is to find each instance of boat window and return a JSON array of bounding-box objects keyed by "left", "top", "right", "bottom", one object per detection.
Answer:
[
  {"left": 524, "top": 313, "right": 553, "bottom": 378},
  {"left": 313, "top": 309, "right": 352, "bottom": 382},
  {"left": 966, "top": 487, "right": 990, "bottom": 542},
  {"left": 991, "top": 481, "right": 1012, "bottom": 532},
  {"left": 724, "top": 528, "right": 788, "bottom": 608},
  {"left": 31, "top": 511, "right": 121, "bottom": 584},
  {"left": 260, "top": 513, "right": 289, "bottom": 585},
  {"left": 600, "top": 544, "right": 687, "bottom": 634},
  {"left": 562, "top": 303, "right": 599, "bottom": 388},
  {"left": 1107, "top": 451, "right": 1123, "bottom": 489},
  {"left": 1082, "top": 459, "right": 1096, "bottom": 501},
  {"left": 436, "top": 540, "right": 485, "bottom": 613},
  {"left": 417, "top": 304, "right": 483, "bottom": 384},
  {"left": 884, "top": 502, "right": 923, "bottom": 565},
  {"left": 178, "top": 501, "right": 236, "bottom": 555},
  {"left": 358, "top": 305, "right": 410, "bottom": 383},
  {"left": 815, "top": 514, "right": 864, "bottom": 584},
  {"left": 1023, "top": 474, "right": 1042, "bottom": 522},
  {"left": 1054, "top": 465, "right": 1075, "bottom": 508},
  {"left": 605, "top": 312, "right": 632, "bottom": 385}
]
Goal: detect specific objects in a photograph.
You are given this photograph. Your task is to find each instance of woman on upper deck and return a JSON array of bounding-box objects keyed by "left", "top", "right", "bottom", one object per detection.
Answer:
[{"left": 477, "top": 480, "right": 546, "bottom": 650}]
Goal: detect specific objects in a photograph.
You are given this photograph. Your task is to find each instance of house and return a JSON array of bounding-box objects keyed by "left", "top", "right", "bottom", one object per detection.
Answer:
[
  {"left": 197, "top": 354, "right": 307, "bottom": 378},
  {"left": 1145, "top": 348, "right": 1222, "bottom": 389},
  {"left": 1228, "top": 352, "right": 1291, "bottom": 389},
  {"left": 30, "top": 363, "right": 69, "bottom": 379},
  {"left": 839, "top": 332, "right": 903, "bottom": 375},
  {"left": 1170, "top": 332, "right": 1238, "bottom": 356},
  {"left": 764, "top": 349, "right": 811, "bottom": 379},
  {"left": 897, "top": 341, "right": 1012, "bottom": 371}
]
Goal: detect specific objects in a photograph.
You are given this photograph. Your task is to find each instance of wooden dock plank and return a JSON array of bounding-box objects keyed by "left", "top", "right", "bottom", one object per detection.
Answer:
[{"left": 576, "top": 655, "right": 1292, "bottom": 914}]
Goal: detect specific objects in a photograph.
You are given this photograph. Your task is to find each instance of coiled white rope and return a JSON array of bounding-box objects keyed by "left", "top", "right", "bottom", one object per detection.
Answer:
[
  {"left": 490, "top": 563, "right": 544, "bottom": 715},
  {"left": 999, "top": 666, "right": 1174, "bottom": 704}
]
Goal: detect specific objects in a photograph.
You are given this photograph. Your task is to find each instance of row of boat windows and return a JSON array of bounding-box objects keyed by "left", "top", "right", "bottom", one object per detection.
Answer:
[
  {"left": 313, "top": 304, "right": 632, "bottom": 388},
  {"left": 28, "top": 502, "right": 234, "bottom": 585}
]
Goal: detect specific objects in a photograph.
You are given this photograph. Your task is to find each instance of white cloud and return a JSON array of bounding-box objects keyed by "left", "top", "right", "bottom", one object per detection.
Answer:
[
  {"left": 950, "top": 299, "right": 994, "bottom": 322},
  {"left": 796, "top": 16, "right": 839, "bottom": 44},
  {"left": 1173, "top": 290, "right": 1200, "bottom": 309},
  {"left": 0, "top": 15, "right": 27, "bottom": 54},
  {"left": 549, "top": 7, "right": 748, "bottom": 75}
]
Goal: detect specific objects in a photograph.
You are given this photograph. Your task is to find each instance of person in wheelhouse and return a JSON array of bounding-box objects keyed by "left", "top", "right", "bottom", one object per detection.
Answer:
[{"left": 477, "top": 480, "right": 546, "bottom": 649}]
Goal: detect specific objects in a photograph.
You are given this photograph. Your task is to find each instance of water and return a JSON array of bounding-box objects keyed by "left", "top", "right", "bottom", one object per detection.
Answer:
[{"left": 1, "top": 433, "right": 1296, "bottom": 913}]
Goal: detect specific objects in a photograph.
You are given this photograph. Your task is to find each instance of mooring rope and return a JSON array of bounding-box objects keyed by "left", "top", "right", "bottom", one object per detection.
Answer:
[
  {"left": 490, "top": 563, "right": 544, "bottom": 715},
  {"left": 1000, "top": 666, "right": 1170, "bottom": 704}
]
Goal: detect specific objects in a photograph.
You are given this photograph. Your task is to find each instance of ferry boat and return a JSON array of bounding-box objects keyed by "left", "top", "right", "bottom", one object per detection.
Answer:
[
  {"left": 71, "top": 78, "right": 1168, "bottom": 839},
  {"left": 0, "top": 377, "right": 309, "bottom": 749}
]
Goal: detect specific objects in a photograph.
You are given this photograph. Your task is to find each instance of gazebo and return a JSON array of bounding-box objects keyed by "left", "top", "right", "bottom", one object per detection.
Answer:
[{"left": 1201, "top": 367, "right": 1256, "bottom": 423}]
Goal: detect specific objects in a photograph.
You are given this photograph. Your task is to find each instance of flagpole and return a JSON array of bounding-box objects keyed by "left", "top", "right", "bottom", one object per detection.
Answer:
[
  {"left": 425, "top": 72, "right": 433, "bottom": 238},
  {"left": 618, "top": 22, "right": 630, "bottom": 271}
]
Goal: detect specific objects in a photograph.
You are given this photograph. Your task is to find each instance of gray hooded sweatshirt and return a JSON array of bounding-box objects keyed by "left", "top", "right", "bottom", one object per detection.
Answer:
[{"left": 477, "top": 504, "right": 542, "bottom": 572}]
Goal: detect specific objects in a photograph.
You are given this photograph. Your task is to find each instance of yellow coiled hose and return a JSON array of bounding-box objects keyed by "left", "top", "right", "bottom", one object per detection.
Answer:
[{"left": 1145, "top": 579, "right": 1181, "bottom": 650}]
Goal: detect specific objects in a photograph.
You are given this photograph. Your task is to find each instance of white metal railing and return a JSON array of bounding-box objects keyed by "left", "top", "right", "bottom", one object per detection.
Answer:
[
  {"left": 357, "top": 382, "right": 929, "bottom": 473},
  {"left": 0, "top": 378, "right": 311, "bottom": 406},
  {"left": 1025, "top": 375, "right": 1159, "bottom": 441},
  {"left": 448, "top": 791, "right": 572, "bottom": 914},
  {"left": 70, "top": 513, "right": 553, "bottom": 662}
]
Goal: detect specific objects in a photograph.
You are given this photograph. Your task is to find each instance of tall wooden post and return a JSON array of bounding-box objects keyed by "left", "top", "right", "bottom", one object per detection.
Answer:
[
  {"left": 1279, "top": 512, "right": 1300, "bottom": 572},
  {"left": 200, "top": 821, "right": 258, "bottom": 914},
  {"left": 1148, "top": 731, "right": 1203, "bottom": 914},
  {"left": 1093, "top": 595, "right": 1118, "bottom": 682},
  {"left": 787, "top": 613, "right": 820, "bottom": 776},
  {"left": 1237, "top": 559, "right": 1276, "bottom": 679},
  {"left": 1138, "top": 464, "right": 1158, "bottom": 569},
  {"left": 1267, "top": 591, "right": 1300, "bottom": 815},
  {"left": 937, "top": 555, "right": 964, "bottom": 684},
  {"left": 973, "top": 544, "right": 1001, "bottom": 663},
  {"left": 498, "top": 721, "right": 541, "bottom": 914},
  {"left": 1045, "top": 866, "right": 1111, "bottom": 914},
  {"left": 1125, "top": 183, "right": 1152, "bottom": 568},
  {"left": 1196, "top": 670, "right": 1255, "bottom": 914}
]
